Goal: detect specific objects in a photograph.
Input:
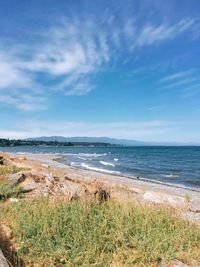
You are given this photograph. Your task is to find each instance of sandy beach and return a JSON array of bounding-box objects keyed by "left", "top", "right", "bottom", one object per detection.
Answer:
[{"left": 1, "top": 152, "right": 200, "bottom": 226}]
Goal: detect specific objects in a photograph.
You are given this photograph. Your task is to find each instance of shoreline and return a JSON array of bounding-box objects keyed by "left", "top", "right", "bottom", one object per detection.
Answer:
[
  {"left": 11, "top": 152, "right": 200, "bottom": 197},
  {"left": 11, "top": 151, "right": 200, "bottom": 193},
  {"left": 66, "top": 163, "right": 200, "bottom": 193},
  {"left": 1, "top": 152, "right": 200, "bottom": 225}
]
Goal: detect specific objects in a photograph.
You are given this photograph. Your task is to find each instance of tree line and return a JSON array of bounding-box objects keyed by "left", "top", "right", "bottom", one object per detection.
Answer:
[{"left": 0, "top": 138, "right": 115, "bottom": 147}]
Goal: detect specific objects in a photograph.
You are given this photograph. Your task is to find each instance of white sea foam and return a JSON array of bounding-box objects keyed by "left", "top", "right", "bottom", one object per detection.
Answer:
[
  {"left": 100, "top": 161, "right": 115, "bottom": 167},
  {"left": 114, "top": 158, "right": 119, "bottom": 161},
  {"left": 17, "top": 152, "right": 31, "bottom": 154},
  {"left": 78, "top": 153, "right": 107, "bottom": 158},
  {"left": 81, "top": 163, "right": 120, "bottom": 174},
  {"left": 77, "top": 156, "right": 87, "bottom": 160},
  {"left": 162, "top": 174, "right": 179, "bottom": 178}
]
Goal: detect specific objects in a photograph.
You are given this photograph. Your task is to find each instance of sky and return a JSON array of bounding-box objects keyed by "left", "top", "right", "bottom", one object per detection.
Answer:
[{"left": 0, "top": 0, "right": 200, "bottom": 142}]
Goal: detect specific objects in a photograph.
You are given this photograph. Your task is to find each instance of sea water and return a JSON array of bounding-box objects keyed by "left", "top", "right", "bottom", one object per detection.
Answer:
[{"left": 1, "top": 146, "right": 200, "bottom": 189}]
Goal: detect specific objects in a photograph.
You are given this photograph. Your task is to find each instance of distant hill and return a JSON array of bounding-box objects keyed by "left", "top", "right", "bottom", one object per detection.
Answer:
[
  {"left": 27, "top": 136, "right": 200, "bottom": 146},
  {"left": 27, "top": 136, "right": 146, "bottom": 146}
]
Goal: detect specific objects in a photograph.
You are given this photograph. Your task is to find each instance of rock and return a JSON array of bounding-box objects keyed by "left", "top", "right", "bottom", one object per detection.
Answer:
[
  {"left": 0, "top": 249, "right": 9, "bottom": 267},
  {"left": 8, "top": 198, "right": 19, "bottom": 203},
  {"left": 6, "top": 172, "right": 26, "bottom": 186},
  {"left": 171, "top": 259, "right": 189, "bottom": 267},
  {"left": 143, "top": 191, "right": 185, "bottom": 208},
  {"left": 182, "top": 211, "right": 200, "bottom": 226},
  {"left": 189, "top": 199, "right": 200, "bottom": 213},
  {"left": 58, "top": 181, "right": 86, "bottom": 200},
  {"left": 26, "top": 171, "right": 46, "bottom": 183},
  {"left": 21, "top": 181, "right": 39, "bottom": 192},
  {"left": 159, "top": 259, "right": 190, "bottom": 267}
]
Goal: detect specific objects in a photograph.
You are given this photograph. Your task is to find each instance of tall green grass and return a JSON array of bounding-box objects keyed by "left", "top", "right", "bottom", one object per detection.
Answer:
[
  {"left": 0, "top": 179, "right": 23, "bottom": 201},
  {"left": 0, "top": 165, "right": 24, "bottom": 176},
  {"left": 1, "top": 198, "right": 200, "bottom": 266},
  {"left": 0, "top": 166, "right": 24, "bottom": 201}
]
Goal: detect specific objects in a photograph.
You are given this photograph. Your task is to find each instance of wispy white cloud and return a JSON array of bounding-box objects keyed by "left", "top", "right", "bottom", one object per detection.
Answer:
[
  {"left": 181, "top": 84, "right": 200, "bottom": 98},
  {"left": 0, "top": 56, "right": 32, "bottom": 90},
  {"left": 158, "top": 68, "right": 200, "bottom": 97},
  {"left": 159, "top": 70, "right": 194, "bottom": 83},
  {"left": 133, "top": 19, "right": 194, "bottom": 48},
  {"left": 0, "top": 16, "right": 196, "bottom": 110},
  {"left": 160, "top": 77, "right": 199, "bottom": 90},
  {"left": 0, "top": 94, "right": 46, "bottom": 111}
]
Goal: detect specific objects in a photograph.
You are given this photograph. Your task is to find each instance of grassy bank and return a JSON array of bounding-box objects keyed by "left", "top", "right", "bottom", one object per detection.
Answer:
[{"left": 0, "top": 198, "right": 200, "bottom": 267}]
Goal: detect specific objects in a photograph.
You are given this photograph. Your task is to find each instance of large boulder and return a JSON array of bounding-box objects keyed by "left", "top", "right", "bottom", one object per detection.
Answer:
[
  {"left": 189, "top": 199, "right": 200, "bottom": 213},
  {"left": 143, "top": 191, "right": 185, "bottom": 208},
  {"left": 6, "top": 172, "right": 26, "bottom": 186}
]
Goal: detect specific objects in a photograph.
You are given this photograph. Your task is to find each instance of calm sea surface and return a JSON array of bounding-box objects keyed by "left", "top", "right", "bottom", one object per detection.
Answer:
[{"left": 1, "top": 146, "right": 200, "bottom": 189}]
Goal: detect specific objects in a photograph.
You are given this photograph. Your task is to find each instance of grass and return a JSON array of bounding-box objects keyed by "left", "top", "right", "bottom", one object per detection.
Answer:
[
  {"left": 0, "top": 178, "right": 23, "bottom": 201},
  {"left": 0, "top": 165, "right": 24, "bottom": 176},
  {"left": 0, "top": 198, "right": 200, "bottom": 267},
  {"left": 0, "top": 166, "right": 24, "bottom": 201}
]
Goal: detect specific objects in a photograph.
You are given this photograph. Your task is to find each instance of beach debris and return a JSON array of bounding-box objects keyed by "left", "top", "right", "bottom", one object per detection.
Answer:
[
  {"left": 42, "top": 163, "right": 50, "bottom": 168},
  {"left": 46, "top": 172, "right": 55, "bottom": 183},
  {"left": 95, "top": 189, "right": 110, "bottom": 203},
  {"left": 143, "top": 191, "right": 185, "bottom": 208},
  {"left": 6, "top": 172, "right": 26, "bottom": 186},
  {"left": 0, "top": 156, "right": 5, "bottom": 166},
  {"left": 43, "top": 185, "right": 49, "bottom": 196}
]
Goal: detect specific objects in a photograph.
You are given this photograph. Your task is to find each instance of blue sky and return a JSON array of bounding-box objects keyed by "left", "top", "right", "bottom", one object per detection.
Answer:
[{"left": 0, "top": 0, "right": 200, "bottom": 142}]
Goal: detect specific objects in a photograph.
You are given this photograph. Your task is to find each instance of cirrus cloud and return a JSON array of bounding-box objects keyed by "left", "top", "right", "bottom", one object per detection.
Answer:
[{"left": 0, "top": 17, "right": 196, "bottom": 110}]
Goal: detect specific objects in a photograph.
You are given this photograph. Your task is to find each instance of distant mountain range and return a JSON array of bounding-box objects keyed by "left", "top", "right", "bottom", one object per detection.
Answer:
[{"left": 27, "top": 136, "right": 200, "bottom": 146}]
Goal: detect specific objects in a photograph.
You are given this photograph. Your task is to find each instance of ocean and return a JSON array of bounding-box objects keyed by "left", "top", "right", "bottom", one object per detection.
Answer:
[{"left": 1, "top": 146, "right": 200, "bottom": 189}]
